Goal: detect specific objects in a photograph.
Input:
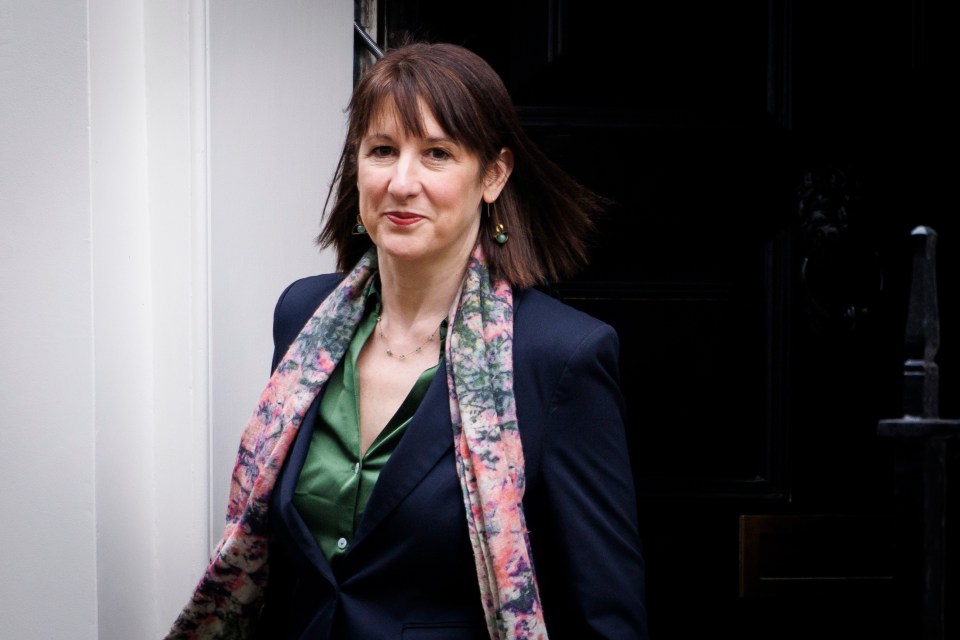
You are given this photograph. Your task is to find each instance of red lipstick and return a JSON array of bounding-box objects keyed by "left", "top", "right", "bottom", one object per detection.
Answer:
[{"left": 386, "top": 212, "right": 423, "bottom": 226}]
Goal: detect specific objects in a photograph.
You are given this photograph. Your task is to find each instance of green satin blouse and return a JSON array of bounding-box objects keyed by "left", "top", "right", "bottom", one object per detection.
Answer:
[{"left": 292, "top": 281, "right": 445, "bottom": 563}]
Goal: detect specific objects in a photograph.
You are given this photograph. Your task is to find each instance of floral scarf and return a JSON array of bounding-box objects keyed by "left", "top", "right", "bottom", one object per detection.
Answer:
[{"left": 165, "top": 245, "right": 547, "bottom": 639}]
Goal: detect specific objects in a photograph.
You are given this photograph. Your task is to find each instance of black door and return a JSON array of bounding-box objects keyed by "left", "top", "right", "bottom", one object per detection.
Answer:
[{"left": 362, "top": 2, "right": 958, "bottom": 638}]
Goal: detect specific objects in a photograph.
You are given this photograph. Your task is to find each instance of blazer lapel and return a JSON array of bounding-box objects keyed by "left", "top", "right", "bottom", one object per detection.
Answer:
[
  {"left": 353, "top": 366, "right": 454, "bottom": 544},
  {"left": 272, "top": 391, "right": 337, "bottom": 585}
]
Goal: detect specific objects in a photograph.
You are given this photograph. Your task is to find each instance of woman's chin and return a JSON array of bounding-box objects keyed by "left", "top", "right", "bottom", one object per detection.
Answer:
[{"left": 375, "top": 241, "right": 431, "bottom": 264}]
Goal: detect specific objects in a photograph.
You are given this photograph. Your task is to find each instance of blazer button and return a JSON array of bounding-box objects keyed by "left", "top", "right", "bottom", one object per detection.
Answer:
[{"left": 337, "top": 537, "right": 348, "bottom": 550}]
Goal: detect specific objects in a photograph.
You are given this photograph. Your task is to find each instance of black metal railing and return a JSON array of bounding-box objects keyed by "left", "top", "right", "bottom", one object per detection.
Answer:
[{"left": 878, "top": 226, "right": 959, "bottom": 640}]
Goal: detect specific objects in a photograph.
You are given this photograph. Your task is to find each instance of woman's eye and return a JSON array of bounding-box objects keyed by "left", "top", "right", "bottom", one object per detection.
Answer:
[
  {"left": 369, "top": 146, "right": 394, "bottom": 158},
  {"left": 426, "top": 147, "right": 452, "bottom": 161}
]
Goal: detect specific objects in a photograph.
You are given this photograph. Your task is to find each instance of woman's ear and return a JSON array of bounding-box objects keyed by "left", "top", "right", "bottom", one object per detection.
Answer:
[{"left": 483, "top": 147, "right": 515, "bottom": 202}]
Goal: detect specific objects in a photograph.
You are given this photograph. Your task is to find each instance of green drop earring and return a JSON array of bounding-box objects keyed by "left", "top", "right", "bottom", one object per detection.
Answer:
[
  {"left": 352, "top": 215, "right": 367, "bottom": 235},
  {"left": 488, "top": 200, "right": 508, "bottom": 244}
]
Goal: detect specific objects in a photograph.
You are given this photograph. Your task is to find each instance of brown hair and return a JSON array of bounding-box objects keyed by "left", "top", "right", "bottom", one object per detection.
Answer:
[{"left": 317, "top": 42, "right": 603, "bottom": 289}]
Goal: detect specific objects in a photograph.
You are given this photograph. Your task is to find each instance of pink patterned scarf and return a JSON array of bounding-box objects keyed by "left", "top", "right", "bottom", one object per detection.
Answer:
[{"left": 165, "top": 245, "right": 547, "bottom": 639}]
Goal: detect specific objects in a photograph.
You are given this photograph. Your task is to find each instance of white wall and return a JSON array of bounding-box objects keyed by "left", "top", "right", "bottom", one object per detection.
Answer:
[
  {"left": 0, "top": 1, "right": 99, "bottom": 637},
  {"left": 0, "top": 1, "right": 350, "bottom": 637}
]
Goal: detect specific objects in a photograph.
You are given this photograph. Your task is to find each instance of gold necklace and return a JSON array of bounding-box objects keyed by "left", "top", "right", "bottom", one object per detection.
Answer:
[{"left": 376, "top": 315, "right": 441, "bottom": 361}]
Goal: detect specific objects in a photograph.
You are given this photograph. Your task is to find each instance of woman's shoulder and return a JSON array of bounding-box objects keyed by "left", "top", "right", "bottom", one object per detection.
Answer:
[
  {"left": 275, "top": 273, "right": 346, "bottom": 314},
  {"left": 515, "top": 286, "right": 615, "bottom": 335},
  {"left": 513, "top": 286, "right": 619, "bottom": 359},
  {"left": 272, "top": 273, "right": 346, "bottom": 361}
]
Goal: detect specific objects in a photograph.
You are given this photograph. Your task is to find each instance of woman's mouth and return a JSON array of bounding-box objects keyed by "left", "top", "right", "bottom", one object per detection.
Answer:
[{"left": 385, "top": 212, "right": 423, "bottom": 227}]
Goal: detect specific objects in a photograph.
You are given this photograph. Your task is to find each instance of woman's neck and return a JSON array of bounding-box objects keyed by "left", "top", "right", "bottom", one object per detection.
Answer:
[{"left": 376, "top": 250, "right": 468, "bottom": 328}]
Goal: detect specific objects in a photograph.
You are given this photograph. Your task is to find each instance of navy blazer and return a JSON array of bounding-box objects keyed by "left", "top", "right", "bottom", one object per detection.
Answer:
[{"left": 254, "top": 274, "right": 648, "bottom": 639}]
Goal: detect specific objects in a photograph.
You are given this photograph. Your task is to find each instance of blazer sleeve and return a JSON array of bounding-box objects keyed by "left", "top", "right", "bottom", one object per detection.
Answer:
[{"left": 533, "top": 323, "right": 649, "bottom": 639}]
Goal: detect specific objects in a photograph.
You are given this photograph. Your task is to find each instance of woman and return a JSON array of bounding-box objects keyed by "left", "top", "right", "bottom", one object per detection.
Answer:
[{"left": 167, "top": 42, "right": 647, "bottom": 639}]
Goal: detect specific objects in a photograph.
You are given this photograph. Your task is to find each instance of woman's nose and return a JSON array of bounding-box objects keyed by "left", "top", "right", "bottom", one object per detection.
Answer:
[{"left": 387, "top": 154, "right": 422, "bottom": 199}]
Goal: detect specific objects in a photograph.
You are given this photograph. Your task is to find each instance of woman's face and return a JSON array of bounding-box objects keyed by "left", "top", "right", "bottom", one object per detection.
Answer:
[{"left": 357, "top": 101, "right": 500, "bottom": 270}]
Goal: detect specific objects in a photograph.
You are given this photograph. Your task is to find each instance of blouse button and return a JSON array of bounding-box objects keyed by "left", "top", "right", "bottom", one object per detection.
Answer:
[
  {"left": 354, "top": 462, "right": 360, "bottom": 474},
  {"left": 337, "top": 537, "right": 348, "bottom": 550}
]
